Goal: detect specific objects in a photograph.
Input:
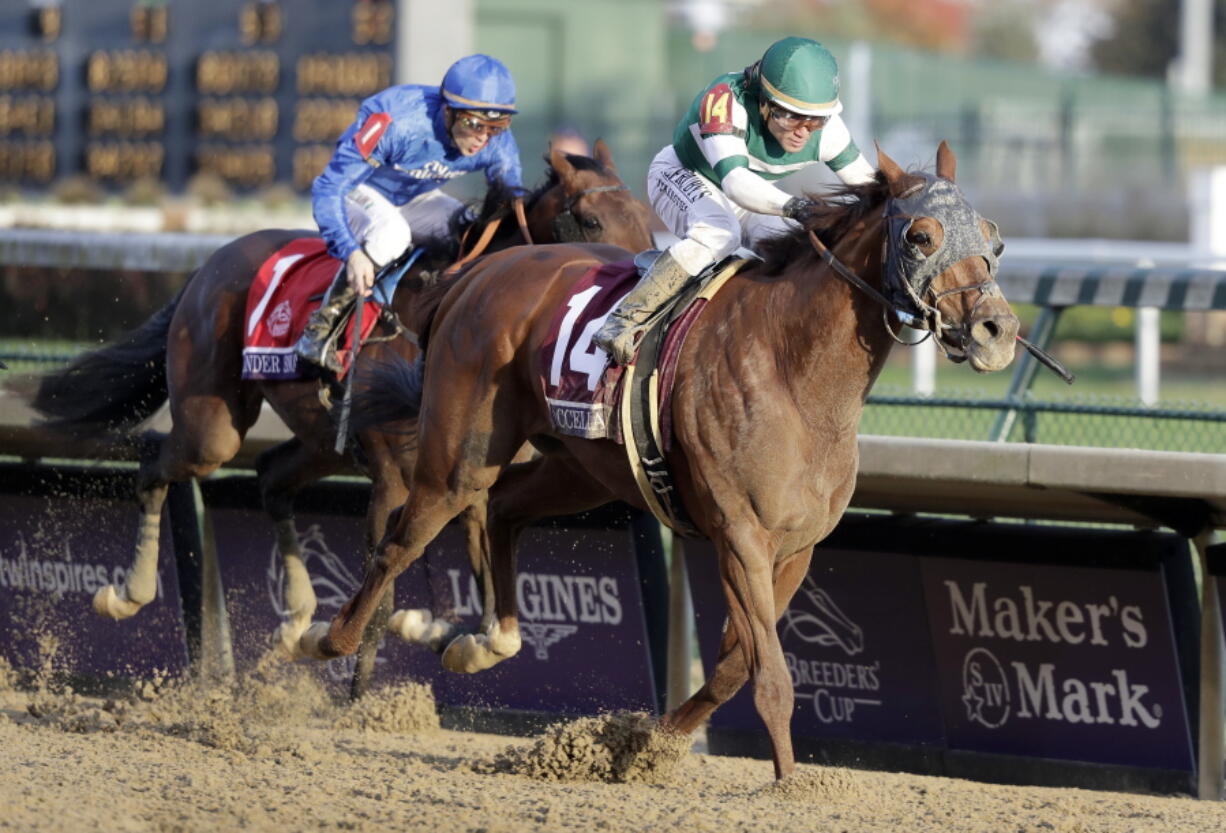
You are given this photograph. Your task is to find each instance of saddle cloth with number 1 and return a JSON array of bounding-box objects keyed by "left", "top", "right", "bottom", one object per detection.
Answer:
[{"left": 241, "top": 237, "right": 382, "bottom": 381}]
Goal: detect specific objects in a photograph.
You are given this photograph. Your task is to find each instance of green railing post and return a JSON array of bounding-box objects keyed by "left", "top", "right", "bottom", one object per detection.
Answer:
[{"left": 989, "top": 306, "right": 1065, "bottom": 442}]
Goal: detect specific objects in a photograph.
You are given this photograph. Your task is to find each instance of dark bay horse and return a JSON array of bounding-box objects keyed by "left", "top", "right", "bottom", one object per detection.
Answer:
[
  {"left": 299, "top": 143, "right": 1020, "bottom": 776},
  {"left": 26, "top": 140, "right": 653, "bottom": 694}
]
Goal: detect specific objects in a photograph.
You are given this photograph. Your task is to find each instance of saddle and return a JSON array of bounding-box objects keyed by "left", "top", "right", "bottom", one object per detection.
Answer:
[
  {"left": 241, "top": 240, "right": 420, "bottom": 382},
  {"left": 538, "top": 250, "right": 749, "bottom": 537},
  {"left": 618, "top": 253, "right": 746, "bottom": 538}
]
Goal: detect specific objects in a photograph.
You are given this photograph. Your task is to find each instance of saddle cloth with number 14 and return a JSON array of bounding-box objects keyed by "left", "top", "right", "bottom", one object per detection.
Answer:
[{"left": 538, "top": 255, "right": 746, "bottom": 444}]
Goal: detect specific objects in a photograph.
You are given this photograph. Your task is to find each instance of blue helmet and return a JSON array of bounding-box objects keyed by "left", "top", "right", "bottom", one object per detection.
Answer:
[{"left": 440, "top": 54, "right": 518, "bottom": 115}]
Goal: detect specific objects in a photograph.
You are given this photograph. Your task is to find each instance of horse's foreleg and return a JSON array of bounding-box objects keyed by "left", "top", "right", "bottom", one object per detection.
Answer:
[
  {"left": 440, "top": 454, "right": 611, "bottom": 674},
  {"left": 94, "top": 463, "right": 170, "bottom": 620},
  {"left": 271, "top": 519, "right": 316, "bottom": 655},
  {"left": 301, "top": 365, "right": 533, "bottom": 662},
  {"left": 385, "top": 497, "right": 486, "bottom": 652},
  {"left": 664, "top": 545, "right": 812, "bottom": 778},
  {"left": 350, "top": 466, "right": 409, "bottom": 699},
  {"left": 256, "top": 439, "right": 346, "bottom": 657}
]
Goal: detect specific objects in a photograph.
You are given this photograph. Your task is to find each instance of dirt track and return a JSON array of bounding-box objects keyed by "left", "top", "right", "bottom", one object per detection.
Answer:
[{"left": 1, "top": 657, "right": 1223, "bottom": 833}]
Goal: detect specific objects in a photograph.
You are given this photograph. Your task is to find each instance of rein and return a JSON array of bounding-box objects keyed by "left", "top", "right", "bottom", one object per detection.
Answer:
[
  {"left": 806, "top": 219, "right": 1073, "bottom": 383},
  {"left": 444, "top": 195, "right": 536, "bottom": 277},
  {"left": 445, "top": 215, "right": 504, "bottom": 276}
]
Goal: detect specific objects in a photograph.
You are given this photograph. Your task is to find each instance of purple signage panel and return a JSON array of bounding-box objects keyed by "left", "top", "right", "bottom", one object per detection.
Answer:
[
  {"left": 210, "top": 507, "right": 444, "bottom": 690},
  {"left": 0, "top": 494, "right": 189, "bottom": 677},
  {"left": 688, "top": 541, "right": 944, "bottom": 744},
  {"left": 423, "top": 523, "right": 659, "bottom": 714},
  {"left": 923, "top": 557, "right": 1194, "bottom": 771},
  {"left": 210, "top": 508, "right": 658, "bottom": 713}
]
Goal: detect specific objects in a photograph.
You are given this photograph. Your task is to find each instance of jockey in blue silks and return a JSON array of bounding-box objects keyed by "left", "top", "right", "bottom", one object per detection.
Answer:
[{"left": 296, "top": 53, "right": 523, "bottom": 371}]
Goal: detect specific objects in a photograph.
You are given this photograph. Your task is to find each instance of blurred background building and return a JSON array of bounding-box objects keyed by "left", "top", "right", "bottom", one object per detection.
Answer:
[{"left": 1, "top": 0, "right": 1224, "bottom": 242}]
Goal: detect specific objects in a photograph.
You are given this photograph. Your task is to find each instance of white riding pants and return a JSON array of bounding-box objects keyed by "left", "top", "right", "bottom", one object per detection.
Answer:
[
  {"left": 344, "top": 184, "right": 465, "bottom": 267},
  {"left": 646, "top": 145, "right": 794, "bottom": 277}
]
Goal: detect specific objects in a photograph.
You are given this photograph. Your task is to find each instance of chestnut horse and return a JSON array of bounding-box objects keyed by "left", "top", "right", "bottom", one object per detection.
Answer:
[
  {"left": 28, "top": 141, "right": 653, "bottom": 696},
  {"left": 299, "top": 144, "right": 1020, "bottom": 776}
]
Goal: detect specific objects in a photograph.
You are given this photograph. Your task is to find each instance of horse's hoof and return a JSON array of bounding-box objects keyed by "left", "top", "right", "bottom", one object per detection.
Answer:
[
  {"left": 441, "top": 633, "right": 510, "bottom": 674},
  {"left": 271, "top": 622, "right": 304, "bottom": 659},
  {"left": 93, "top": 584, "right": 141, "bottom": 620},
  {"left": 387, "top": 609, "right": 432, "bottom": 642},
  {"left": 297, "top": 622, "right": 334, "bottom": 660}
]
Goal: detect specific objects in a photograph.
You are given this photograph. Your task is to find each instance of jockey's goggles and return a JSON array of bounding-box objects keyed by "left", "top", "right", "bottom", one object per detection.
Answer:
[
  {"left": 454, "top": 110, "right": 512, "bottom": 137},
  {"left": 767, "top": 105, "right": 829, "bottom": 132}
]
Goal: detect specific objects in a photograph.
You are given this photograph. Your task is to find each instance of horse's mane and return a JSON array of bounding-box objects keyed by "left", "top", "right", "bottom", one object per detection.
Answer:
[{"left": 756, "top": 173, "right": 899, "bottom": 277}]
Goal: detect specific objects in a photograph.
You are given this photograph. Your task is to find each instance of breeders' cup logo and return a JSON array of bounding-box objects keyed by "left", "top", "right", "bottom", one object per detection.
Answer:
[
  {"left": 962, "top": 647, "right": 1010, "bottom": 728},
  {"left": 266, "top": 524, "right": 376, "bottom": 680},
  {"left": 266, "top": 300, "right": 292, "bottom": 338},
  {"left": 780, "top": 576, "right": 881, "bottom": 725},
  {"left": 781, "top": 576, "right": 864, "bottom": 655}
]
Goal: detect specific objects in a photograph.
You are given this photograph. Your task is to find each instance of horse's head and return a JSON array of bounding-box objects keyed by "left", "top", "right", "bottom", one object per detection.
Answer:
[
  {"left": 533, "top": 138, "right": 654, "bottom": 252},
  {"left": 877, "top": 142, "right": 1018, "bottom": 372}
]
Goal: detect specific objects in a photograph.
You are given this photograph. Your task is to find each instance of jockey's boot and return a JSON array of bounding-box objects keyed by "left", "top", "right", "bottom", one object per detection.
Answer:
[
  {"left": 592, "top": 251, "right": 691, "bottom": 366},
  {"left": 294, "top": 269, "right": 356, "bottom": 373}
]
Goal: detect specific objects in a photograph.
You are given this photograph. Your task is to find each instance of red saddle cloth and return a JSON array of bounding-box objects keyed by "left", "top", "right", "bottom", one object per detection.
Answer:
[
  {"left": 539, "top": 260, "right": 638, "bottom": 439},
  {"left": 241, "top": 237, "right": 381, "bottom": 380}
]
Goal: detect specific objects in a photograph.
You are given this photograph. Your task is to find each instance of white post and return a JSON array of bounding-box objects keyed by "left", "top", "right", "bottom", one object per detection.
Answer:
[
  {"left": 1173, "top": 0, "right": 1214, "bottom": 96},
  {"left": 396, "top": 0, "right": 474, "bottom": 86},
  {"left": 666, "top": 535, "right": 695, "bottom": 711},
  {"left": 1136, "top": 307, "right": 1160, "bottom": 405},
  {"left": 912, "top": 335, "right": 936, "bottom": 396},
  {"left": 846, "top": 41, "right": 873, "bottom": 159}
]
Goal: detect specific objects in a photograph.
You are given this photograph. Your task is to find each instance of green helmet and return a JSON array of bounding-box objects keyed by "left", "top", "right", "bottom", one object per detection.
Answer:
[{"left": 758, "top": 37, "right": 842, "bottom": 117}]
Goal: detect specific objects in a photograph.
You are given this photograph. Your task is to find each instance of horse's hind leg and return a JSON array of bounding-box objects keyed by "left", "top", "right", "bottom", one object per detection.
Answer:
[
  {"left": 441, "top": 454, "right": 613, "bottom": 673},
  {"left": 95, "top": 395, "right": 255, "bottom": 620},
  {"left": 93, "top": 450, "right": 170, "bottom": 619},
  {"left": 662, "top": 548, "right": 812, "bottom": 735},
  {"left": 256, "top": 438, "right": 347, "bottom": 657}
]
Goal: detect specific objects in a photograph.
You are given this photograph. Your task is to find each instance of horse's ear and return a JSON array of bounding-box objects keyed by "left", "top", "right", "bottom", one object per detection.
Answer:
[
  {"left": 593, "top": 138, "right": 618, "bottom": 174},
  {"left": 549, "top": 145, "right": 579, "bottom": 187},
  {"left": 936, "top": 140, "right": 956, "bottom": 182},
  {"left": 875, "top": 142, "right": 907, "bottom": 193}
]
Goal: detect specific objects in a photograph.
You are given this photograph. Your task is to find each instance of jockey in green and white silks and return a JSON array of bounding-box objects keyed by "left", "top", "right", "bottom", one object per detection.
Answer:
[{"left": 594, "top": 37, "right": 876, "bottom": 365}]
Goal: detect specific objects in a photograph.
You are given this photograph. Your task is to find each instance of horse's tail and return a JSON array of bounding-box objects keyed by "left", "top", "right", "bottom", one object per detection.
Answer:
[
  {"left": 350, "top": 354, "right": 425, "bottom": 431},
  {"left": 28, "top": 284, "right": 185, "bottom": 436}
]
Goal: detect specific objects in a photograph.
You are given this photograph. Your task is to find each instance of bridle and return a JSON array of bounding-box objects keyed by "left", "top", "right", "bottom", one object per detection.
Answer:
[
  {"left": 807, "top": 173, "right": 1002, "bottom": 362},
  {"left": 807, "top": 173, "right": 1073, "bottom": 382},
  {"left": 551, "top": 184, "right": 631, "bottom": 242}
]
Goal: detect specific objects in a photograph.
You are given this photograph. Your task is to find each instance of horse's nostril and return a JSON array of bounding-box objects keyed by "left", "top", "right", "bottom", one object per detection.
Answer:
[{"left": 982, "top": 320, "right": 1000, "bottom": 339}]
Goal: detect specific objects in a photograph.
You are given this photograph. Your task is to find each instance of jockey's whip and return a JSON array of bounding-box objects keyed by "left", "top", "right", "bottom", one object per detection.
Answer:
[
  {"left": 334, "top": 296, "right": 364, "bottom": 454},
  {"left": 1017, "top": 335, "right": 1075, "bottom": 385}
]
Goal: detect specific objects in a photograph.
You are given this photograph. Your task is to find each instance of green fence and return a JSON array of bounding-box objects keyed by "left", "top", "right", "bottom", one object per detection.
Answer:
[{"left": 862, "top": 384, "right": 1226, "bottom": 452}]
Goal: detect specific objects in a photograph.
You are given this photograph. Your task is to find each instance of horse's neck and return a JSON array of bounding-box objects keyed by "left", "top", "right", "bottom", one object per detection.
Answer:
[{"left": 767, "top": 221, "right": 896, "bottom": 416}]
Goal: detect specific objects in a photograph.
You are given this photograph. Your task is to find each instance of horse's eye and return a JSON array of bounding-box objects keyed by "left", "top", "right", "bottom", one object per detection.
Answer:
[
  {"left": 580, "top": 215, "right": 601, "bottom": 230},
  {"left": 909, "top": 231, "right": 932, "bottom": 247}
]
